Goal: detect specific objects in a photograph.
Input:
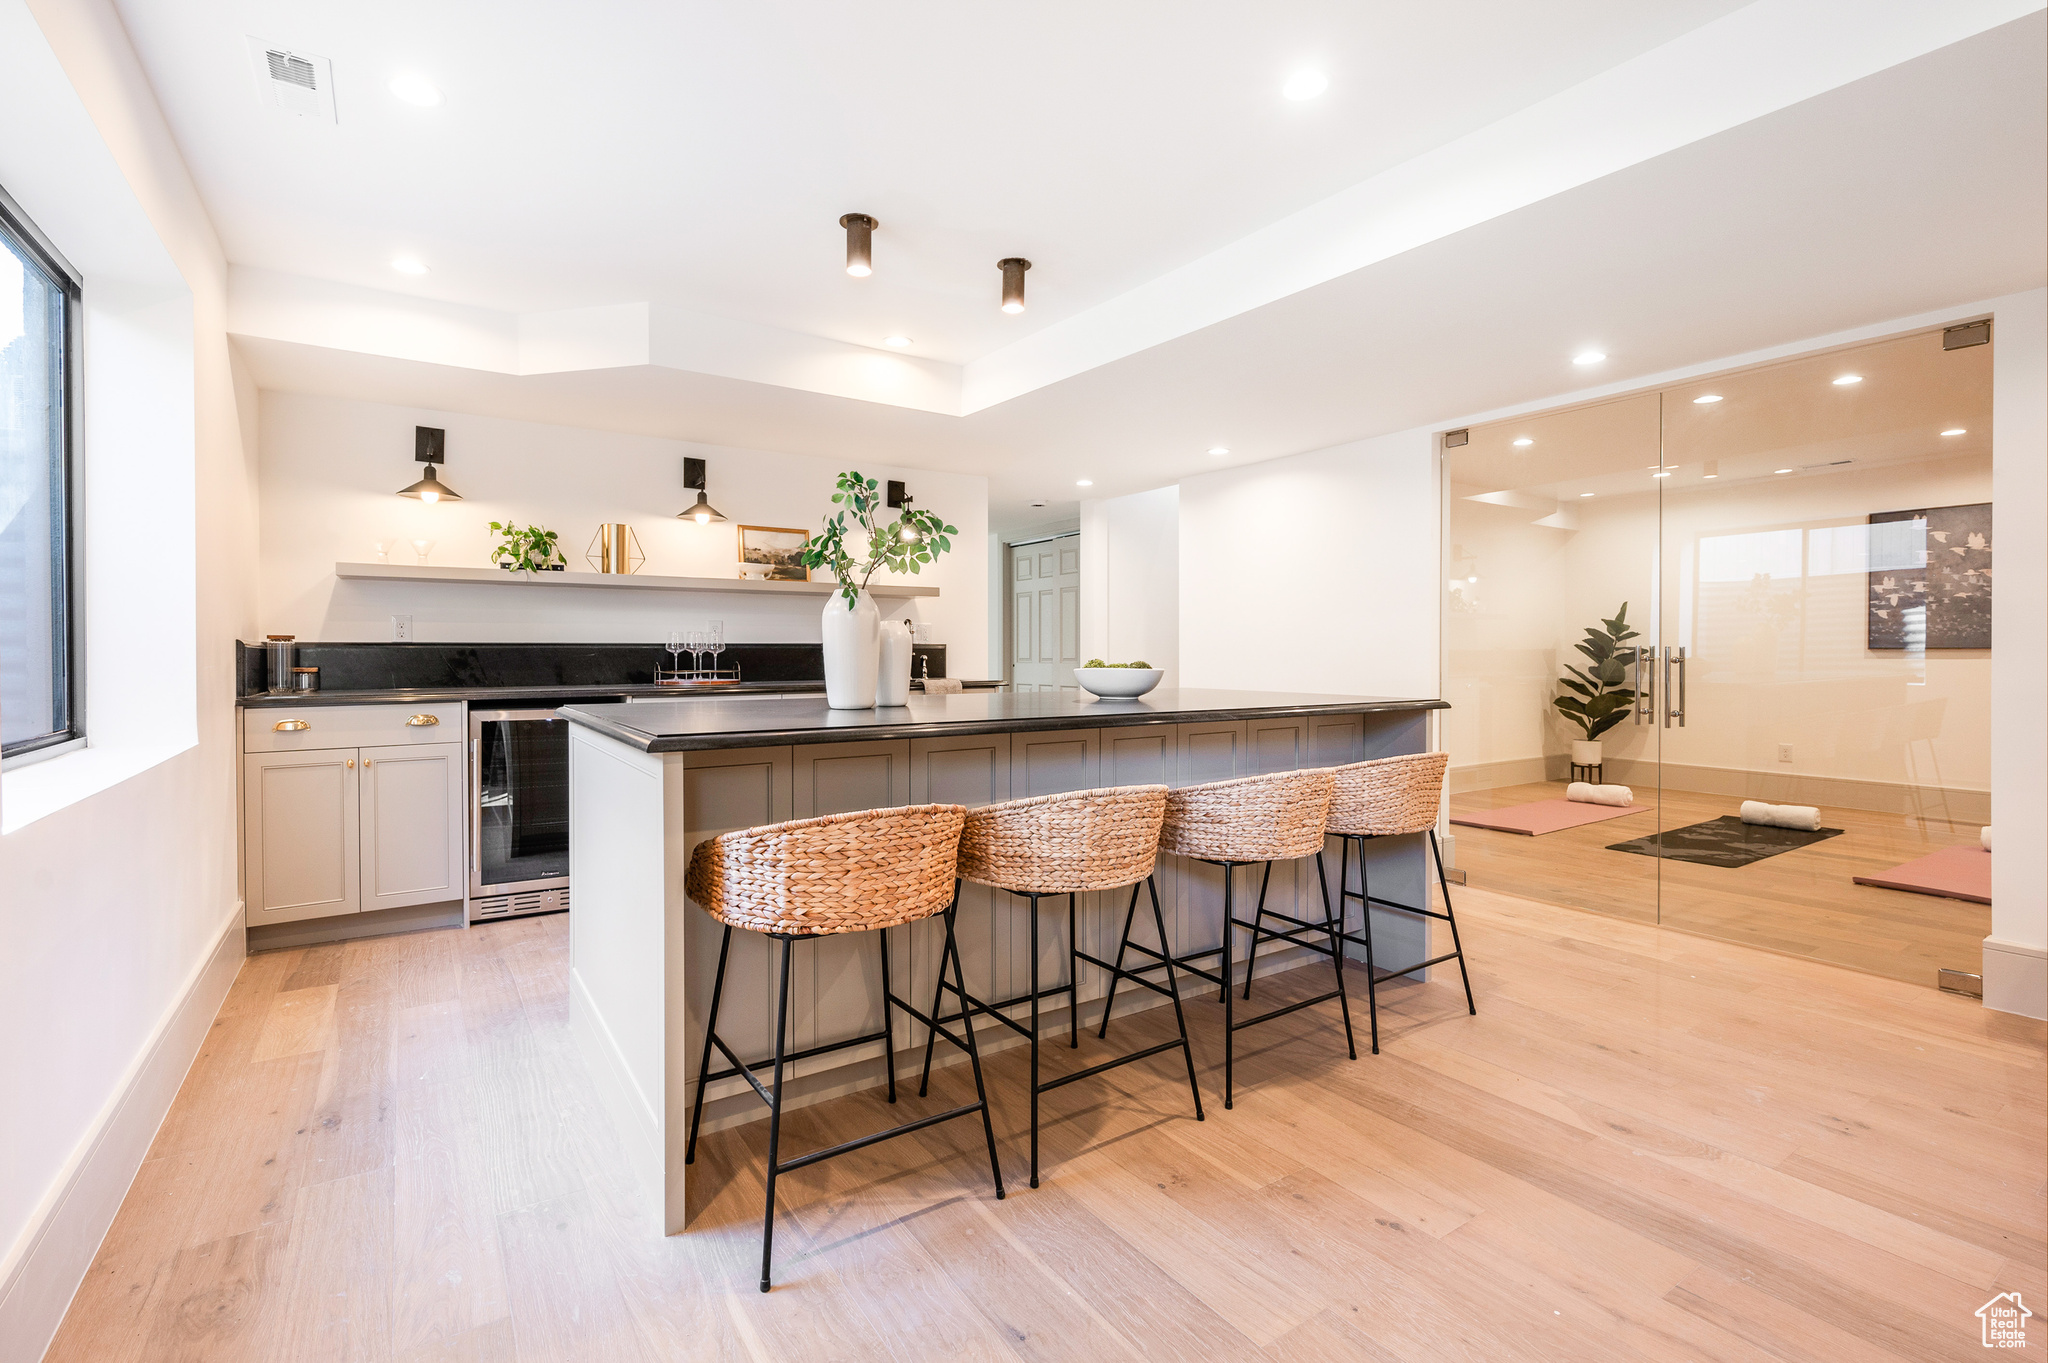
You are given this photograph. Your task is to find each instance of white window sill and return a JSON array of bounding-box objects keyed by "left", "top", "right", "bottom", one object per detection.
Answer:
[{"left": 2, "top": 742, "right": 191, "bottom": 835}]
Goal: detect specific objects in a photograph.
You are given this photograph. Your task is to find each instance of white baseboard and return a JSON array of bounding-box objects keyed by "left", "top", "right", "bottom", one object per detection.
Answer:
[
  {"left": 1982, "top": 936, "right": 2047, "bottom": 1020},
  {"left": 0, "top": 901, "right": 244, "bottom": 1363},
  {"left": 245, "top": 899, "right": 464, "bottom": 952}
]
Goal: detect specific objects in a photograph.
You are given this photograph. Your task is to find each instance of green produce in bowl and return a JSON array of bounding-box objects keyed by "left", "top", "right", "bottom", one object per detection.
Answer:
[{"left": 1082, "top": 659, "right": 1152, "bottom": 669}]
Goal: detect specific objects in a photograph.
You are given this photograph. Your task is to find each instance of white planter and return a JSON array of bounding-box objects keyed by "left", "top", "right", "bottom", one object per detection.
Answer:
[
  {"left": 876, "top": 619, "right": 913, "bottom": 707},
  {"left": 822, "top": 589, "right": 880, "bottom": 709},
  {"left": 1570, "top": 740, "right": 1603, "bottom": 767}
]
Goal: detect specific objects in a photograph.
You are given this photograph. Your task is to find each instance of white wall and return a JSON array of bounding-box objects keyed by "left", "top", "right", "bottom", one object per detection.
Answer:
[
  {"left": 0, "top": 0, "right": 254, "bottom": 1355},
  {"left": 1079, "top": 486, "right": 1179, "bottom": 679},
  {"left": 256, "top": 391, "right": 988, "bottom": 659},
  {"left": 1449, "top": 451, "right": 1995, "bottom": 800},
  {"left": 1986, "top": 287, "right": 2046, "bottom": 1018},
  {"left": 1179, "top": 429, "right": 1439, "bottom": 699}
]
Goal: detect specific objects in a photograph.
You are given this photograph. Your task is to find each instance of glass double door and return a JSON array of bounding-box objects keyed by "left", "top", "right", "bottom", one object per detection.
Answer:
[{"left": 1444, "top": 328, "right": 1993, "bottom": 986}]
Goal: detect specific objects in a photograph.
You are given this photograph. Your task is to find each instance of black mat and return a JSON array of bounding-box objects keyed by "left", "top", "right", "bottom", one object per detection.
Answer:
[{"left": 1606, "top": 815, "right": 1844, "bottom": 867}]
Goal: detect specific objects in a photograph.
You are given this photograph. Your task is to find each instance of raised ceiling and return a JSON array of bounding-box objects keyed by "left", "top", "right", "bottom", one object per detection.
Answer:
[{"left": 115, "top": 1, "right": 2047, "bottom": 528}]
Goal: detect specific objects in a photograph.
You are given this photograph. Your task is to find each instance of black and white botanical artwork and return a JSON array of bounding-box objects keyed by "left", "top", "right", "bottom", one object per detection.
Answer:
[{"left": 1867, "top": 502, "right": 1992, "bottom": 650}]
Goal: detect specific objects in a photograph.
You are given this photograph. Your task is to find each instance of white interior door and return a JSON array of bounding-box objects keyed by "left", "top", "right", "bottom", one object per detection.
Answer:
[{"left": 1009, "top": 535, "right": 1081, "bottom": 692}]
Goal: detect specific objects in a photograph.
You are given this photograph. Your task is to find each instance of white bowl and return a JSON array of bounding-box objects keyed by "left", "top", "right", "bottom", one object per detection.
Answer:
[{"left": 1073, "top": 667, "right": 1163, "bottom": 698}]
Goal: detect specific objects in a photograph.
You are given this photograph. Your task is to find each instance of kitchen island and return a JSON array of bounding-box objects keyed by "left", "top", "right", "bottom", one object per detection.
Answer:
[{"left": 560, "top": 688, "right": 1448, "bottom": 1232}]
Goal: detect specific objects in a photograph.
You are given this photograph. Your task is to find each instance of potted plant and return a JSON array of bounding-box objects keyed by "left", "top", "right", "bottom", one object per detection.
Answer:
[
  {"left": 1551, "top": 603, "right": 1640, "bottom": 768},
  {"left": 489, "top": 522, "right": 565, "bottom": 572},
  {"left": 799, "top": 472, "right": 956, "bottom": 709}
]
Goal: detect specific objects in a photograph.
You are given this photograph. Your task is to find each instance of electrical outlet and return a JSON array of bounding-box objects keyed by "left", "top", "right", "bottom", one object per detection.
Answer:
[
  {"left": 392, "top": 614, "right": 413, "bottom": 641},
  {"left": 1777, "top": 743, "right": 1793, "bottom": 763}
]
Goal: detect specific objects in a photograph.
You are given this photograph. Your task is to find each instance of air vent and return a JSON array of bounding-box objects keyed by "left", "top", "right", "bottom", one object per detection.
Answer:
[
  {"left": 471, "top": 886, "right": 570, "bottom": 922},
  {"left": 246, "top": 37, "right": 337, "bottom": 122}
]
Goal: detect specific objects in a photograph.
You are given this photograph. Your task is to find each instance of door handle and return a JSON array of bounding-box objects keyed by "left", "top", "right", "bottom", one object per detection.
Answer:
[
  {"left": 1663, "top": 646, "right": 1688, "bottom": 728},
  {"left": 346, "top": 758, "right": 355, "bottom": 768},
  {"left": 1632, "top": 648, "right": 1650, "bottom": 724},
  {"left": 274, "top": 719, "right": 311, "bottom": 731},
  {"left": 406, "top": 713, "right": 440, "bottom": 727}
]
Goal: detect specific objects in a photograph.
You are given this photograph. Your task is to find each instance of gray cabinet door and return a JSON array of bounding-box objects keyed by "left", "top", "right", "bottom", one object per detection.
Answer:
[
  {"left": 244, "top": 748, "right": 360, "bottom": 924},
  {"left": 359, "top": 741, "right": 465, "bottom": 912}
]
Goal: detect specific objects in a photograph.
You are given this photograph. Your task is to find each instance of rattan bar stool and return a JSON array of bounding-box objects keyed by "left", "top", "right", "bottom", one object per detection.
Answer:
[
  {"left": 1325, "top": 751, "right": 1474, "bottom": 1054},
  {"left": 680, "top": 803, "right": 1005, "bottom": 1292},
  {"left": 914, "top": 785, "right": 1202, "bottom": 1187},
  {"left": 1097, "top": 768, "right": 1355, "bottom": 1109}
]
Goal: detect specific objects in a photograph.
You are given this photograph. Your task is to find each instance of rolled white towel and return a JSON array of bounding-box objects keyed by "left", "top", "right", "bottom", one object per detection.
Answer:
[
  {"left": 1566, "top": 782, "right": 1635, "bottom": 807},
  {"left": 1740, "top": 800, "right": 1821, "bottom": 832},
  {"left": 1980, "top": 826, "right": 1992, "bottom": 852}
]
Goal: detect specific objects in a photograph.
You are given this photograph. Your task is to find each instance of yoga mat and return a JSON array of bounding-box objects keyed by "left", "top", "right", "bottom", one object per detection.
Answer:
[
  {"left": 1853, "top": 845, "right": 1991, "bottom": 905},
  {"left": 1607, "top": 815, "right": 1843, "bottom": 867},
  {"left": 1451, "top": 798, "right": 1652, "bottom": 836}
]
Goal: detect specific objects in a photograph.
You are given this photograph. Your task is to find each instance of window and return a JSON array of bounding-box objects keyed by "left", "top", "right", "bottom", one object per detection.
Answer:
[{"left": 0, "top": 186, "right": 79, "bottom": 762}]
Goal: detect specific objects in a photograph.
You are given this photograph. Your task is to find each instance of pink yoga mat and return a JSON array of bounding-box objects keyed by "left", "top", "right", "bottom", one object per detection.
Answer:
[
  {"left": 1853, "top": 845, "right": 1991, "bottom": 905},
  {"left": 1450, "top": 798, "right": 1652, "bottom": 836}
]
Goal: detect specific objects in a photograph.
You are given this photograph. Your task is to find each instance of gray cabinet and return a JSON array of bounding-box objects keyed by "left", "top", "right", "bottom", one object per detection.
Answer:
[{"left": 243, "top": 709, "right": 465, "bottom": 927}]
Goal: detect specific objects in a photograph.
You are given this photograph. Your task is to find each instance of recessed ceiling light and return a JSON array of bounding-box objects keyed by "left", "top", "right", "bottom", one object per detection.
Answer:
[
  {"left": 390, "top": 256, "right": 428, "bottom": 275},
  {"left": 1693, "top": 394, "right": 1723, "bottom": 404},
  {"left": 1573, "top": 351, "right": 1606, "bottom": 366},
  {"left": 388, "top": 73, "right": 443, "bottom": 107},
  {"left": 1076, "top": 479, "right": 1093, "bottom": 487},
  {"left": 882, "top": 336, "right": 911, "bottom": 348},
  {"left": 1774, "top": 467, "right": 1794, "bottom": 474},
  {"left": 1512, "top": 438, "right": 1533, "bottom": 447},
  {"left": 1832, "top": 374, "right": 1863, "bottom": 386},
  {"left": 1282, "top": 71, "right": 1328, "bottom": 101},
  {"left": 1941, "top": 427, "right": 1966, "bottom": 436},
  {"left": 1579, "top": 492, "right": 1595, "bottom": 498},
  {"left": 1207, "top": 447, "right": 1229, "bottom": 456}
]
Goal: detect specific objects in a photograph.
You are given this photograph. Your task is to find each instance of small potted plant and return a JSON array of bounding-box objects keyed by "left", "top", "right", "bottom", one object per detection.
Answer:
[
  {"left": 1551, "top": 603, "right": 1639, "bottom": 768},
  {"left": 489, "top": 522, "right": 565, "bottom": 573},
  {"left": 799, "top": 473, "right": 956, "bottom": 709}
]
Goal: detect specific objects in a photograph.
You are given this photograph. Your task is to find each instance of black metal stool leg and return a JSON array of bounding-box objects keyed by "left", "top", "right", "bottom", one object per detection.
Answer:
[
  {"left": 1096, "top": 882, "right": 1141, "bottom": 1040},
  {"left": 760, "top": 935, "right": 793, "bottom": 1292},
  {"left": 1029, "top": 892, "right": 1042, "bottom": 1188},
  {"left": 1222, "top": 863, "right": 1236, "bottom": 1110},
  {"left": 1241, "top": 860, "right": 1275, "bottom": 1000},
  {"left": 1317, "top": 850, "right": 1357, "bottom": 1060},
  {"left": 945, "top": 907, "right": 1006, "bottom": 1202},
  {"left": 916, "top": 887, "right": 963, "bottom": 1097},
  {"left": 1068, "top": 893, "right": 1080, "bottom": 1049},
  {"left": 1148, "top": 875, "right": 1205, "bottom": 1121},
  {"left": 685, "top": 924, "right": 734, "bottom": 1165},
  {"left": 1431, "top": 831, "right": 1477, "bottom": 1016},
  {"left": 878, "top": 925, "right": 897, "bottom": 1102},
  {"left": 1357, "top": 837, "right": 1381, "bottom": 1056}
]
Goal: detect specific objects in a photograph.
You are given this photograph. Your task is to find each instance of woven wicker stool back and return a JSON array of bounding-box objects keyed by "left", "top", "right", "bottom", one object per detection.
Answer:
[
  {"left": 957, "top": 785, "right": 1167, "bottom": 894},
  {"left": 685, "top": 803, "right": 967, "bottom": 936},
  {"left": 1160, "top": 769, "right": 1334, "bottom": 862},
  {"left": 1326, "top": 752, "right": 1449, "bottom": 838}
]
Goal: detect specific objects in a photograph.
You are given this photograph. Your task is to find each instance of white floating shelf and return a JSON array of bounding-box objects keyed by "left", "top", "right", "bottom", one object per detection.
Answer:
[{"left": 334, "top": 562, "right": 940, "bottom": 598}]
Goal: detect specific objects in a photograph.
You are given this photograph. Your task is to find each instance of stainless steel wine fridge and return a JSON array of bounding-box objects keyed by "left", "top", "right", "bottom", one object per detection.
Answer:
[{"left": 469, "top": 707, "right": 571, "bottom": 920}]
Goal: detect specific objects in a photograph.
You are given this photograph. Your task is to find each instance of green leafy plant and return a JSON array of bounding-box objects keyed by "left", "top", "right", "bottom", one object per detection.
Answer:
[
  {"left": 1082, "top": 659, "right": 1153, "bottom": 669},
  {"left": 489, "top": 521, "right": 563, "bottom": 572},
  {"left": 1552, "top": 603, "right": 1640, "bottom": 741},
  {"left": 799, "top": 471, "right": 958, "bottom": 610}
]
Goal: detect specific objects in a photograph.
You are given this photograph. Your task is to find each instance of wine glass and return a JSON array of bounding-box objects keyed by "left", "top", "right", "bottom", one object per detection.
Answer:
[
  {"left": 411, "top": 538, "right": 436, "bottom": 565},
  {"left": 686, "top": 630, "right": 706, "bottom": 675},
  {"left": 665, "top": 629, "right": 684, "bottom": 680},
  {"left": 705, "top": 623, "right": 725, "bottom": 677}
]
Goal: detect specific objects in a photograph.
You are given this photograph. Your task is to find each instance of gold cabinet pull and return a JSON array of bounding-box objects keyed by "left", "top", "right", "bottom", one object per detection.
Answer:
[
  {"left": 274, "top": 719, "right": 311, "bottom": 732},
  {"left": 406, "top": 713, "right": 440, "bottom": 727},
  {"left": 345, "top": 758, "right": 355, "bottom": 768},
  {"left": 363, "top": 758, "right": 373, "bottom": 766}
]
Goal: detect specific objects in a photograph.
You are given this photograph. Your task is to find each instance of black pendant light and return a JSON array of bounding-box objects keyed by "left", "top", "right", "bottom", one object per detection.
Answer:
[
  {"left": 678, "top": 456, "right": 726, "bottom": 523},
  {"left": 998, "top": 257, "right": 1031, "bottom": 312},
  {"left": 396, "top": 426, "right": 462, "bottom": 501},
  {"left": 840, "top": 213, "right": 877, "bottom": 277}
]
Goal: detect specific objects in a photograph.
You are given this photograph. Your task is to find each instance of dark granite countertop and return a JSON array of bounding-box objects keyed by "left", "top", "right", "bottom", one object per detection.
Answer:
[
  {"left": 238, "top": 679, "right": 1003, "bottom": 707},
  {"left": 558, "top": 689, "right": 1448, "bottom": 753}
]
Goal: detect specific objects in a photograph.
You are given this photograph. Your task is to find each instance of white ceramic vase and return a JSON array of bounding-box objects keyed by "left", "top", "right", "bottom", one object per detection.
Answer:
[
  {"left": 822, "top": 589, "right": 880, "bottom": 709},
  {"left": 1570, "top": 739, "right": 1603, "bottom": 767},
  {"left": 876, "top": 619, "right": 913, "bottom": 707}
]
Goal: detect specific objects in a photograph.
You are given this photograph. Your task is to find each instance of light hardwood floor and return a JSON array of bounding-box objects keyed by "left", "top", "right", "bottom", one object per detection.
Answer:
[
  {"left": 45, "top": 891, "right": 2044, "bottom": 1362},
  {"left": 1451, "top": 780, "right": 1991, "bottom": 987}
]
